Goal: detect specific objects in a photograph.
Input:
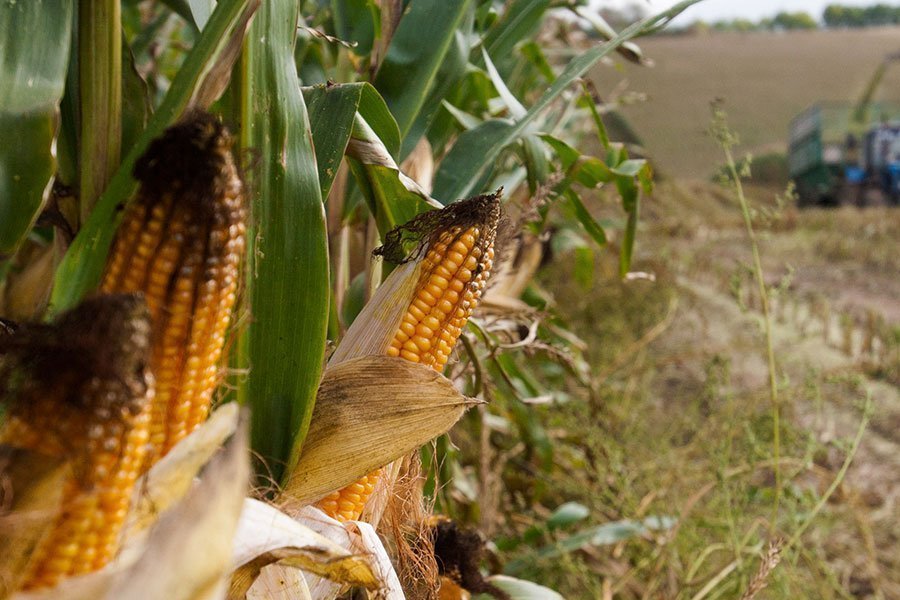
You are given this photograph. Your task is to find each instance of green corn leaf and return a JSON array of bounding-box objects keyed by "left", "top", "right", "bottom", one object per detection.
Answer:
[
  {"left": 522, "top": 134, "right": 550, "bottom": 192},
  {"left": 565, "top": 190, "right": 607, "bottom": 247},
  {"left": 345, "top": 112, "right": 437, "bottom": 237},
  {"left": 441, "top": 101, "right": 483, "bottom": 131},
  {"left": 546, "top": 501, "right": 590, "bottom": 530},
  {"left": 358, "top": 82, "right": 401, "bottom": 159},
  {"left": 482, "top": 0, "right": 550, "bottom": 65},
  {"left": 78, "top": 0, "right": 122, "bottom": 222},
  {"left": 331, "top": 0, "right": 377, "bottom": 57},
  {"left": 302, "top": 82, "right": 366, "bottom": 199},
  {"left": 301, "top": 81, "right": 406, "bottom": 211},
  {"left": 373, "top": 0, "right": 474, "bottom": 146},
  {"left": 541, "top": 134, "right": 613, "bottom": 188},
  {"left": 0, "top": 1, "right": 74, "bottom": 263},
  {"left": 432, "top": 117, "right": 514, "bottom": 202},
  {"left": 482, "top": 48, "right": 526, "bottom": 119},
  {"left": 238, "top": 0, "right": 330, "bottom": 483},
  {"left": 50, "top": 0, "right": 259, "bottom": 314},
  {"left": 617, "top": 175, "right": 640, "bottom": 277},
  {"left": 347, "top": 161, "right": 434, "bottom": 238},
  {"left": 520, "top": 41, "right": 555, "bottom": 82},
  {"left": 121, "top": 39, "right": 152, "bottom": 159},
  {"left": 572, "top": 5, "right": 648, "bottom": 65},
  {"left": 432, "top": 0, "right": 702, "bottom": 201},
  {"left": 505, "top": 517, "right": 676, "bottom": 575},
  {"left": 477, "top": 575, "right": 564, "bottom": 600},
  {"left": 403, "top": 13, "right": 474, "bottom": 157}
]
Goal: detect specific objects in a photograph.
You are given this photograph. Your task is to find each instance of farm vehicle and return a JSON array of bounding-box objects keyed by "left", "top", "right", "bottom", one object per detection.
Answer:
[{"left": 788, "top": 51, "right": 900, "bottom": 207}]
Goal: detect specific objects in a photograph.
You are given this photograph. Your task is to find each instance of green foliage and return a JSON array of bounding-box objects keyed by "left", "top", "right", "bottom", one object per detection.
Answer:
[
  {"left": 770, "top": 11, "right": 819, "bottom": 30},
  {"left": 0, "top": 1, "right": 73, "bottom": 261},
  {"left": 50, "top": 0, "right": 257, "bottom": 313},
  {"left": 823, "top": 3, "right": 900, "bottom": 27},
  {"left": 237, "top": 0, "right": 330, "bottom": 483}
]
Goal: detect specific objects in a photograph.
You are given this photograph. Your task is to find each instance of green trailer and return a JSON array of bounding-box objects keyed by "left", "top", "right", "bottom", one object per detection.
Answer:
[
  {"left": 789, "top": 102, "right": 900, "bottom": 206},
  {"left": 788, "top": 103, "right": 849, "bottom": 206}
]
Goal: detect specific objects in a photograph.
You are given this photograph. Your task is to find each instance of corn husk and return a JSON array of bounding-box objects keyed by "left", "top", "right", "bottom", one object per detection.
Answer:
[
  {"left": 2, "top": 242, "right": 55, "bottom": 321},
  {"left": 479, "top": 232, "right": 543, "bottom": 313},
  {"left": 229, "top": 500, "right": 378, "bottom": 591},
  {"left": 327, "top": 260, "right": 421, "bottom": 365},
  {"left": 0, "top": 449, "right": 69, "bottom": 597},
  {"left": 280, "top": 356, "right": 482, "bottom": 510},
  {"left": 238, "top": 506, "right": 402, "bottom": 600},
  {"left": 246, "top": 565, "right": 311, "bottom": 599},
  {"left": 124, "top": 402, "right": 241, "bottom": 536},
  {"left": 11, "top": 407, "right": 250, "bottom": 600}
]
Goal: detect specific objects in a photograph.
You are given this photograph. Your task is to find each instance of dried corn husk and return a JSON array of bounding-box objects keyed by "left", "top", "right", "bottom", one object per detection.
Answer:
[
  {"left": 327, "top": 261, "right": 421, "bottom": 365},
  {"left": 10, "top": 407, "right": 249, "bottom": 600},
  {"left": 230, "top": 500, "right": 378, "bottom": 589},
  {"left": 280, "top": 356, "right": 481, "bottom": 510},
  {"left": 239, "top": 506, "right": 402, "bottom": 600},
  {"left": 479, "top": 231, "right": 543, "bottom": 313},
  {"left": 0, "top": 450, "right": 69, "bottom": 597},
  {"left": 124, "top": 402, "right": 241, "bottom": 536}
]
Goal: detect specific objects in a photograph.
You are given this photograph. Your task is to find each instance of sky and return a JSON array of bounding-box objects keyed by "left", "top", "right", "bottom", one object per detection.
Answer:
[{"left": 596, "top": 0, "right": 887, "bottom": 24}]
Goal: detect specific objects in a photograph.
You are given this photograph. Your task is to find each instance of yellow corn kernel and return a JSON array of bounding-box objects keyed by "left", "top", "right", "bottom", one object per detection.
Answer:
[
  {"left": 317, "top": 193, "right": 501, "bottom": 522},
  {"left": 100, "top": 111, "right": 245, "bottom": 463},
  {"left": 315, "top": 468, "right": 383, "bottom": 522}
]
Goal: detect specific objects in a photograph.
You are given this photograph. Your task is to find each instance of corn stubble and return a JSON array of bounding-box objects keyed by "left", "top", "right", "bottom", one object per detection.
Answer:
[
  {"left": 316, "top": 192, "right": 502, "bottom": 522},
  {"left": 100, "top": 111, "right": 245, "bottom": 461},
  {"left": 0, "top": 294, "right": 153, "bottom": 589}
]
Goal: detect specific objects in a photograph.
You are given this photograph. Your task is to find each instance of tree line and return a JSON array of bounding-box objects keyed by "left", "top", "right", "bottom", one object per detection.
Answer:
[
  {"left": 596, "top": 3, "right": 900, "bottom": 34},
  {"left": 699, "top": 4, "right": 900, "bottom": 32}
]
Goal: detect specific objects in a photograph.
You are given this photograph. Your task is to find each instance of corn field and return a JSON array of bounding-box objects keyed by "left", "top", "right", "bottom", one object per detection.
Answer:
[{"left": 0, "top": 1, "right": 699, "bottom": 598}]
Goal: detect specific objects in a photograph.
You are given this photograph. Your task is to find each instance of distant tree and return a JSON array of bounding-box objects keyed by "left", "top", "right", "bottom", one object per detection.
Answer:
[
  {"left": 864, "top": 4, "right": 900, "bottom": 25},
  {"left": 731, "top": 18, "right": 759, "bottom": 32},
  {"left": 711, "top": 18, "right": 759, "bottom": 32},
  {"left": 823, "top": 3, "right": 900, "bottom": 27},
  {"left": 823, "top": 5, "right": 846, "bottom": 26},
  {"left": 772, "top": 11, "right": 818, "bottom": 30}
]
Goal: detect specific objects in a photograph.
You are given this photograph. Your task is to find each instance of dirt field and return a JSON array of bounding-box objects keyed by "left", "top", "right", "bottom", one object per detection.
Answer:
[{"left": 588, "top": 27, "right": 900, "bottom": 178}]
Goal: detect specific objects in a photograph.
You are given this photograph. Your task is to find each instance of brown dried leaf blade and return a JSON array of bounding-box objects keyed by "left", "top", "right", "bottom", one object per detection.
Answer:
[{"left": 281, "top": 356, "right": 481, "bottom": 508}]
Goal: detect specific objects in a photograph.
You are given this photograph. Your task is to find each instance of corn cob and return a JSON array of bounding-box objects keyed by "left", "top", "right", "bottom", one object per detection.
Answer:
[
  {"left": 100, "top": 111, "right": 245, "bottom": 461},
  {"left": 317, "top": 193, "right": 501, "bottom": 522},
  {"left": 0, "top": 294, "right": 153, "bottom": 589}
]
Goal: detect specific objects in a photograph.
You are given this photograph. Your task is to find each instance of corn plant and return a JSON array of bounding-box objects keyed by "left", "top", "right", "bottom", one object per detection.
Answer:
[{"left": 0, "top": 0, "right": 701, "bottom": 597}]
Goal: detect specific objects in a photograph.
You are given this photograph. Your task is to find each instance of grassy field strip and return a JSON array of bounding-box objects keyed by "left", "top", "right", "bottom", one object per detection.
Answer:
[{"left": 676, "top": 274, "right": 900, "bottom": 588}]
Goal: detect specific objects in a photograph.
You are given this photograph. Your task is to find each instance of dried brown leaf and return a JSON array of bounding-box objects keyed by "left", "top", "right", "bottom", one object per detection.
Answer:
[{"left": 280, "top": 356, "right": 481, "bottom": 509}]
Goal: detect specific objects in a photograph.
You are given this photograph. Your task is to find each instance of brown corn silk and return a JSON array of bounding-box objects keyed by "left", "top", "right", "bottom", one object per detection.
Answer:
[
  {"left": 317, "top": 193, "right": 502, "bottom": 522},
  {"left": 0, "top": 294, "right": 153, "bottom": 589},
  {"left": 100, "top": 111, "right": 245, "bottom": 462}
]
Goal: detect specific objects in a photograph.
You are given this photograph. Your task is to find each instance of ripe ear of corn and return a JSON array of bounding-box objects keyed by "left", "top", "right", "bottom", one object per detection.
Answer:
[
  {"left": 99, "top": 111, "right": 245, "bottom": 463},
  {"left": 0, "top": 294, "right": 154, "bottom": 590},
  {"left": 316, "top": 192, "right": 502, "bottom": 522}
]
